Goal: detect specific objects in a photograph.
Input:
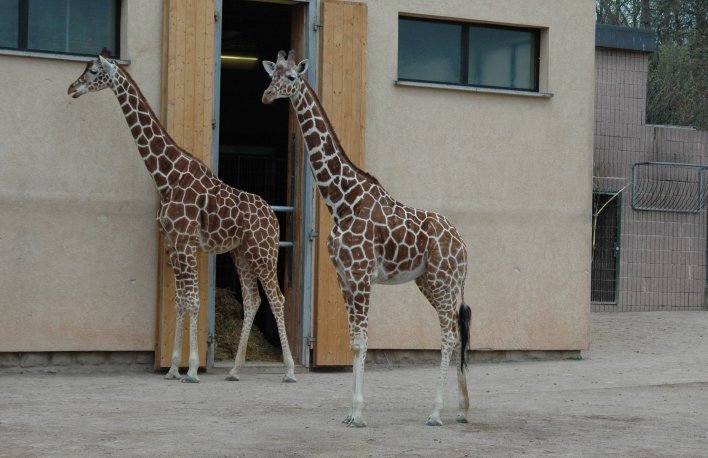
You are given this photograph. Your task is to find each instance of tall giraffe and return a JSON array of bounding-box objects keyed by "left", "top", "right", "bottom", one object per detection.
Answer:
[
  {"left": 68, "top": 50, "right": 296, "bottom": 384},
  {"left": 263, "top": 50, "right": 471, "bottom": 426}
]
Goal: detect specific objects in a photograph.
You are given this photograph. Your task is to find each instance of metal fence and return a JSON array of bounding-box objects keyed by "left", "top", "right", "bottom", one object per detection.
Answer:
[
  {"left": 592, "top": 193, "right": 620, "bottom": 303},
  {"left": 632, "top": 162, "right": 708, "bottom": 213},
  {"left": 607, "top": 161, "right": 708, "bottom": 312}
]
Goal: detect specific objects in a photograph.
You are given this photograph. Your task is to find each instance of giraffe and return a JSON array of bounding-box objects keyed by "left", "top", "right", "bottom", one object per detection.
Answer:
[
  {"left": 67, "top": 49, "right": 296, "bottom": 384},
  {"left": 263, "top": 50, "right": 471, "bottom": 426}
]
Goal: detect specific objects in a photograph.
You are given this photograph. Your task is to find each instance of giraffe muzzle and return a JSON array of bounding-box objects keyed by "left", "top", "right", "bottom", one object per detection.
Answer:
[
  {"left": 68, "top": 83, "right": 86, "bottom": 98},
  {"left": 262, "top": 89, "right": 276, "bottom": 105}
]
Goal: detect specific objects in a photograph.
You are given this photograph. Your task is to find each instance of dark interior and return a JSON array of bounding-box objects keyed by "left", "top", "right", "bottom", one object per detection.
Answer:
[{"left": 216, "top": 1, "right": 292, "bottom": 356}]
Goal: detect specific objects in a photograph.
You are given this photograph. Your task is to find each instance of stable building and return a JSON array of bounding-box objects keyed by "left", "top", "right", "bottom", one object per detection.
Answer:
[
  {"left": 0, "top": 0, "right": 595, "bottom": 370},
  {"left": 592, "top": 24, "right": 708, "bottom": 311}
]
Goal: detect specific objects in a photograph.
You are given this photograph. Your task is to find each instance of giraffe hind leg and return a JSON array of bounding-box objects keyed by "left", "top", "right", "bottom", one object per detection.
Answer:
[
  {"left": 252, "top": 258, "right": 296, "bottom": 383},
  {"left": 262, "top": 276, "right": 296, "bottom": 383},
  {"left": 225, "top": 250, "right": 260, "bottom": 381},
  {"left": 415, "top": 276, "right": 458, "bottom": 426}
]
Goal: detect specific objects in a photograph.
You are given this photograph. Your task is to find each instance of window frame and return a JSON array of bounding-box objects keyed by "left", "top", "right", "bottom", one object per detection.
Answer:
[
  {"left": 1, "top": 0, "right": 121, "bottom": 58},
  {"left": 397, "top": 15, "right": 541, "bottom": 93}
]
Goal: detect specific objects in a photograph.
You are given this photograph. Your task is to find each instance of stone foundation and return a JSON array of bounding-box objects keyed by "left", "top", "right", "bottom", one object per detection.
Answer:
[
  {"left": 0, "top": 351, "right": 154, "bottom": 374},
  {"left": 1, "top": 349, "right": 583, "bottom": 373},
  {"left": 366, "top": 349, "right": 582, "bottom": 366}
]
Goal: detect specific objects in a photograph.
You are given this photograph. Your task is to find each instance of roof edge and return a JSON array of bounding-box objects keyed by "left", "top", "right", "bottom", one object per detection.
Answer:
[{"left": 595, "top": 23, "right": 657, "bottom": 53}]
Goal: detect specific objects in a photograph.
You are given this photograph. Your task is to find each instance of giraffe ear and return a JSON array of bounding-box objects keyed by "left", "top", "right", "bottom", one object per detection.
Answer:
[
  {"left": 98, "top": 55, "right": 117, "bottom": 77},
  {"left": 262, "top": 60, "right": 276, "bottom": 76},
  {"left": 296, "top": 59, "right": 308, "bottom": 75}
]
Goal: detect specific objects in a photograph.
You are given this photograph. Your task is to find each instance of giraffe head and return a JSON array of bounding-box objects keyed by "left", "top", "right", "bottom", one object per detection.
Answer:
[
  {"left": 67, "top": 48, "right": 119, "bottom": 98},
  {"left": 261, "top": 50, "right": 308, "bottom": 104}
]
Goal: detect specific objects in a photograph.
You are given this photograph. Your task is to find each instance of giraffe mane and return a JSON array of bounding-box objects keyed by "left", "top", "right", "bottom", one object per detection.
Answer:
[
  {"left": 302, "top": 79, "right": 383, "bottom": 189},
  {"left": 115, "top": 64, "right": 202, "bottom": 164}
]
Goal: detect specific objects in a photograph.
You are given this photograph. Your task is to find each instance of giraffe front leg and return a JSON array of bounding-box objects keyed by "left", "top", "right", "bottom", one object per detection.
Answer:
[
  {"left": 181, "top": 307, "right": 200, "bottom": 383},
  {"left": 337, "top": 272, "right": 370, "bottom": 428},
  {"left": 164, "top": 305, "right": 185, "bottom": 380},
  {"left": 164, "top": 245, "right": 185, "bottom": 381},
  {"left": 344, "top": 333, "right": 368, "bottom": 427},
  {"left": 169, "top": 240, "right": 201, "bottom": 383}
]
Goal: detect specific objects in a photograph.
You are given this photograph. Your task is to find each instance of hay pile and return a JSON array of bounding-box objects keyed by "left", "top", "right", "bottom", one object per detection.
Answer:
[{"left": 214, "top": 288, "right": 281, "bottom": 362}]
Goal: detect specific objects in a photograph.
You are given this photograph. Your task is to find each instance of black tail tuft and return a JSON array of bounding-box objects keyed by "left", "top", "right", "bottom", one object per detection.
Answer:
[{"left": 458, "top": 303, "right": 471, "bottom": 371}]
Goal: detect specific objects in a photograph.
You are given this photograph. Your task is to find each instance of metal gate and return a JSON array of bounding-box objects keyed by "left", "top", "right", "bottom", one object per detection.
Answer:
[{"left": 591, "top": 192, "right": 621, "bottom": 303}]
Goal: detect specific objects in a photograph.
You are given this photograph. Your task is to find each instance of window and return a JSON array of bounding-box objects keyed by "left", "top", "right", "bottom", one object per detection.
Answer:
[
  {"left": 0, "top": 0, "right": 120, "bottom": 57},
  {"left": 398, "top": 16, "right": 540, "bottom": 92}
]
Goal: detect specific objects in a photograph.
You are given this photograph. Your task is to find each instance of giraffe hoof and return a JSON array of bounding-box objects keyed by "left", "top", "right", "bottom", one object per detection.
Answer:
[
  {"left": 164, "top": 370, "right": 180, "bottom": 380},
  {"left": 343, "top": 414, "right": 367, "bottom": 428},
  {"left": 225, "top": 374, "right": 240, "bottom": 381},
  {"left": 180, "top": 374, "right": 200, "bottom": 383},
  {"left": 426, "top": 415, "right": 443, "bottom": 426},
  {"left": 455, "top": 414, "right": 469, "bottom": 423},
  {"left": 349, "top": 418, "right": 367, "bottom": 428},
  {"left": 282, "top": 374, "right": 297, "bottom": 383}
]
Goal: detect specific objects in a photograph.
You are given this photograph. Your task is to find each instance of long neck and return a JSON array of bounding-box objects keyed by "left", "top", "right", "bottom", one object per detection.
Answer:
[
  {"left": 110, "top": 69, "right": 184, "bottom": 196},
  {"left": 292, "top": 79, "right": 374, "bottom": 222}
]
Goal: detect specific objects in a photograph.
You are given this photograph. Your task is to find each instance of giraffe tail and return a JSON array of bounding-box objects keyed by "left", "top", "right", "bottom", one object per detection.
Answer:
[{"left": 458, "top": 301, "right": 471, "bottom": 371}]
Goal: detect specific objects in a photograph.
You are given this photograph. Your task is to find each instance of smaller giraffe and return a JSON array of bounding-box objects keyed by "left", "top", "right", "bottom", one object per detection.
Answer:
[
  {"left": 68, "top": 50, "right": 296, "bottom": 383},
  {"left": 263, "top": 50, "right": 471, "bottom": 426}
]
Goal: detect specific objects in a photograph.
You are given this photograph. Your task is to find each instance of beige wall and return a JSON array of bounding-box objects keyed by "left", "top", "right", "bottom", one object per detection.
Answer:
[
  {"left": 359, "top": 0, "right": 596, "bottom": 350},
  {"left": 0, "top": 0, "right": 595, "bottom": 355},
  {"left": 0, "top": 1, "right": 163, "bottom": 351}
]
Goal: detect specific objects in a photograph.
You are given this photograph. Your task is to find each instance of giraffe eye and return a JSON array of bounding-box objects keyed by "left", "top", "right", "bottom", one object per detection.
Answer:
[
  {"left": 287, "top": 74, "right": 296, "bottom": 82},
  {"left": 89, "top": 69, "right": 98, "bottom": 75}
]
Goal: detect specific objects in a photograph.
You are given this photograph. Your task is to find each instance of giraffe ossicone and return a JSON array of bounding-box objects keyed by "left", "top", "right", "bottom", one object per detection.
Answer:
[
  {"left": 68, "top": 51, "right": 296, "bottom": 384},
  {"left": 263, "top": 50, "right": 471, "bottom": 426}
]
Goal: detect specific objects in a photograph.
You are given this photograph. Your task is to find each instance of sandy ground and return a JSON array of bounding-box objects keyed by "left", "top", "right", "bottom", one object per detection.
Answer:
[{"left": 1, "top": 312, "right": 707, "bottom": 457}]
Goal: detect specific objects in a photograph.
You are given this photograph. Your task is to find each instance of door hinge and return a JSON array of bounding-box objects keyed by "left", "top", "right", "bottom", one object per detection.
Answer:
[
  {"left": 309, "top": 230, "right": 320, "bottom": 240},
  {"left": 306, "top": 336, "right": 317, "bottom": 348},
  {"left": 214, "top": 11, "right": 221, "bottom": 23},
  {"left": 207, "top": 333, "right": 215, "bottom": 347},
  {"left": 212, "top": 118, "right": 217, "bottom": 130},
  {"left": 313, "top": 19, "right": 323, "bottom": 32}
]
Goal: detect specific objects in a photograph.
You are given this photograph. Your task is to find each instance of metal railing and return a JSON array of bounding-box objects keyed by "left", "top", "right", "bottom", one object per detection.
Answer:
[
  {"left": 631, "top": 162, "right": 708, "bottom": 213},
  {"left": 271, "top": 205, "right": 295, "bottom": 248},
  {"left": 271, "top": 204, "right": 295, "bottom": 287}
]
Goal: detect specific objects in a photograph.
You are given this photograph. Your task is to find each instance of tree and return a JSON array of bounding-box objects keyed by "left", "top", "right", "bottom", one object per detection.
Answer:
[{"left": 596, "top": 0, "right": 707, "bottom": 129}]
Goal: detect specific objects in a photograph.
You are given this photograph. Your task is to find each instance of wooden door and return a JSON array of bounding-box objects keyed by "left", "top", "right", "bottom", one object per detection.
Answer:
[
  {"left": 156, "top": 0, "right": 216, "bottom": 368},
  {"left": 313, "top": 0, "right": 367, "bottom": 366}
]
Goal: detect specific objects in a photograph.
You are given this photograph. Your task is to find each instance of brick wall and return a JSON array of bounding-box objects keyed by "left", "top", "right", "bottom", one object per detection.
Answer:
[{"left": 593, "top": 46, "right": 708, "bottom": 312}]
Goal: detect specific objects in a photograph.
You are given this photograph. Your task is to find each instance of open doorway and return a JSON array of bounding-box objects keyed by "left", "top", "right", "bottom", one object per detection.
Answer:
[{"left": 214, "top": 1, "right": 295, "bottom": 364}]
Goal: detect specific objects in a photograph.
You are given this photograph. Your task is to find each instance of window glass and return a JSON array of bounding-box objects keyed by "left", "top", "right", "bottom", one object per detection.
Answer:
[
  {"left": 468, "top": 27, "right": 537, "bottom": 90},
  {"left": 27, "top": 0, "right": 118, "bottom": 55},
  {"left": 0, "top": 0, "right": 19, "bottom": 48},
  {"left": 398, "top": 18, "right": 461, "bottom": 84},
  {"left": 397, "top": 16, "right": 539, "bottom": 92}
]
